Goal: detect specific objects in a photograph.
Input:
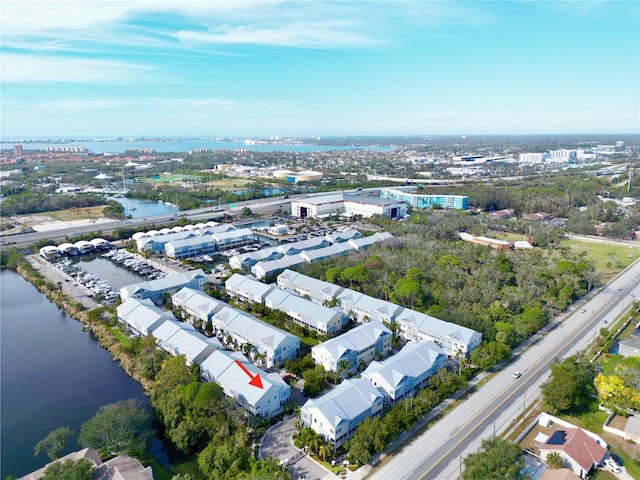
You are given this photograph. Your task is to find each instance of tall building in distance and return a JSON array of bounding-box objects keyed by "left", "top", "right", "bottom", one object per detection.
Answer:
[
  {"left": 379, "top": 188, "right": 468, "bottom": 210},
  {"left": 13, "top": 144, "right": 23, "bottom": 157}
]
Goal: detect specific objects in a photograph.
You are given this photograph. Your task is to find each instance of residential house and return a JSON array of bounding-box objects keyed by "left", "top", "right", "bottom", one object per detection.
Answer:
[
  {"left": 362, "top": 341, "right": 447, "bottom": 404},
  {"left": 210, "top": 304, "right": 300, "bottom": 368},
  {"left": 119, "top": 270, "right": 208, "bottom": 305},
  {"left": 116, "top": 298, "right": 175, "bottom": 336},
  {"left": 200, "top": 350, "right": 290, "bottom": 418},
  {"left": 300, "top": 378, "right": 384, "bottom": 446},
  {"left": 395, "top": 308, "right": 482, "bottom": 356},
  {"left": 539, "top": 428, "right": 607, "bottom": 479},
  {"left": 171, "top": 287, "right": 225, "bottom": 325},
  {"left": 311, "top": 320, "right": 392, "bottom": 373},
  {"left": 18, "top": 448, "right": 153, "bottom": 480}
]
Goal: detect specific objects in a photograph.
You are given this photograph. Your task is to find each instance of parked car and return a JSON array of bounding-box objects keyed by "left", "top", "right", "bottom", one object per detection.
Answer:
[
  {"left": 605, "top": 458, "right": 621, "bottom": 473},
  {"left": 611, "top": 454, "right": 624, "bottom": 467}
]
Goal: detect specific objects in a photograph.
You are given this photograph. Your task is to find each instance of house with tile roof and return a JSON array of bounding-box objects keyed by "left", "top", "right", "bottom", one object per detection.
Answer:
[
  {"left": 362, "top": 341, "right": 447, "bottom": 404},
  {"left": 18, "top": 448, "right": 153, "bottom": 480},
  {"left": 311, "top": 320, "right": 392, "bottom": 374},
  {"left": 539, "top": 428, "right": 607, "bottom": 479},
  {"left": 300, "top": 378, "right": 384, "bottom": 446}
]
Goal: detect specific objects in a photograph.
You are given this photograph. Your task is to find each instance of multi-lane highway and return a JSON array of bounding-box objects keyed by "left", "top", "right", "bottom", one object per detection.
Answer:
[
  {"left": 1, "top": 197, "right": 292, "bottom": 248},
  {"left": 368, "top": 259, "right": 640, "bottom": 480}
]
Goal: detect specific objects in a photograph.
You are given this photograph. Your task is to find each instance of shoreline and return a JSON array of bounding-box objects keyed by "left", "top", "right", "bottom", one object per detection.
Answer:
[{"left": 16, "top": 255, "right": 155, "bottom": 392}]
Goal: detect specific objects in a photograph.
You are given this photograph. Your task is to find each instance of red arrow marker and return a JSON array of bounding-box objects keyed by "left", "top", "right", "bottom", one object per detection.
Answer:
[{"left": 234, "top": 359, "right": 263, "bottom": 389}]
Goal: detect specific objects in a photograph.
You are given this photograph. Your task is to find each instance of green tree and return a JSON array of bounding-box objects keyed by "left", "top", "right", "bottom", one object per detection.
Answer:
[
  {"left": 79, "top": 399, "right": 153, "bottom": 457},
  {"left": 303, "top": 365, "right": 328, "bottom": 397},
  {"left": 462, "top": 437, "right": 526, "bottom": 480},
  {"left": 42, "top": 459, "right": 94, "bottom": 480},
  {"left": 34, "top": 426, "right": 73, "bottom": 461},
  {"left": 542, "top": 357, "right": 596, "bottom": 414},
  {"left": 546, "top": 452, "right": 563, "bottom": 469}
]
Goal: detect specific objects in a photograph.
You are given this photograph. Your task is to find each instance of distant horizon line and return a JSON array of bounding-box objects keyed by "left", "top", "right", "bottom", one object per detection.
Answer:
[{"left": 3, "top": 132, "right": 639, "bottom": 141}]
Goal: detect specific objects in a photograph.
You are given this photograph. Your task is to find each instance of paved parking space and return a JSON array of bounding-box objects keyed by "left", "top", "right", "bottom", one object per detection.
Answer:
[{"left": 260, "top": 416, "right": 331, "bottom": 480}]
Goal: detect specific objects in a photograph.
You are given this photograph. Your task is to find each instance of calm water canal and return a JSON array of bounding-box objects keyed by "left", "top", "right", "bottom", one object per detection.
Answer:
[
  {"left": 107, "top": 196, "right": 180, "bottom": 218},
  {"left": 0, "top": 269, "right": 149, "bottom": 478}
]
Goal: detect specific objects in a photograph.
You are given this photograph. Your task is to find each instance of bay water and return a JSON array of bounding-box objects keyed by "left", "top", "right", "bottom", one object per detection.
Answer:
[{"left": 0, "top": 269, "right": 149, "bottom": 478}]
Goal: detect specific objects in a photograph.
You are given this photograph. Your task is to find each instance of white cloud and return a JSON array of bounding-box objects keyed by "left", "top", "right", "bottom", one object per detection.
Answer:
[
  {"left": 174, "top": 20, "right": 380, "bottom": 48},
  {"left": 4, "top": 96, "right": 241, "bottom": 112},
  {"left": 1, "top": 53, "right": 155, "bottom": 83}
]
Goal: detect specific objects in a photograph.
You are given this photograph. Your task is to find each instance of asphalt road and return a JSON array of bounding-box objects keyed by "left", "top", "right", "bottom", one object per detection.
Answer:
[
  {"left": 0, "top": 197, "right": 292, "bottom": 248},
  {"left": 367, "top": 259, "right": 640, "bottom": 480}
]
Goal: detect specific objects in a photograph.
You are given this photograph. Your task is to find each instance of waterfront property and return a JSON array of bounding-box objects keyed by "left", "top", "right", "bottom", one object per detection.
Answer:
[
  {"left": 119, "top": 269, "right": 208, "bottom": 305},
  {"left": 117, "top": 297, "right": 222, "bottom": 366},
  {"left": 200, "top": 350, "right": 290, "bottom": 418},
  {"left": 116, "top": 297, "right": 176, "bottom": 336},
  {"left": 311, "top": 320, "right": 392, "bottom": 374},
  {"left": 165, "top": 235, "right": 218, "bottom": 259},
  {"left": 116, "top": 295, "right": 284, "bottom": 418},
  {"left": 300, "top": 378, "right": 384, "bottom": 447},
  {"left": 18, "top": 448, "right": 152, "bottom": 480},
  {"left": 379, "top": 187, "right": 468, "bottom": 210},
  {"left": 361, "top": 341, "right": 447, "bottom": 404}
]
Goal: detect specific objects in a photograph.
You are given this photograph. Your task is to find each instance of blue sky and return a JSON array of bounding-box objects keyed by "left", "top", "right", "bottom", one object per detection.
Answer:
[{"left": 1, "top": 1, "right": 638, "bottom": 137}]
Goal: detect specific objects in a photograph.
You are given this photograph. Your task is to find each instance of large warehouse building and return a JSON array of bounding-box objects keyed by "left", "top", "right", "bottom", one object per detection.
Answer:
[{"left": 291, "top": 192, "right": 406, "bottom": 219}]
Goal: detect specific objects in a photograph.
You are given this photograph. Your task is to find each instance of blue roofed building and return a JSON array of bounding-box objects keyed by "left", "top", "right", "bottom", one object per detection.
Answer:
[
  {"left": 119, "top": 270, "right": 208, "bottom": 306},
  {"left": 362, "top": 341, "right": 447, "bottom": 404},
  {"left": 395, "top": 308, "right": 482, "bottom": 356},
  {"left": 171, "top": 287, "right": 225, "bottom": 325},
  {"left": 311, "top": 320, "right": 392, "bottom": 374},
  {"left": 300, "top": 378, "right": 384, "bottom": 446},
  {"left": 200, "top": 350, "right": 291, "bottom": 418}
]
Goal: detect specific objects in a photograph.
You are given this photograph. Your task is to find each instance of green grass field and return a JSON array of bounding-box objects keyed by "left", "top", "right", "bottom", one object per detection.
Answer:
[
  {"left": 560, "top": 238, "right": 638, "bottom": 279},
  {"left": 496, "top": 232, "right": 638, "bottom": 279}
]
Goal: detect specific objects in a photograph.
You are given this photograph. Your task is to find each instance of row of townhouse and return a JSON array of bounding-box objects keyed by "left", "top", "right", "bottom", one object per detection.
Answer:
[
  {"left": 311, "top": 320, "right": 392, "bottom": 374},
  {"left": 225, "top": 273, "right": 347, "bottom": 335},
  {"left": 250, "top": 232, "right": 393, "bottom": 280},
  {"left": 277, "top": 269, "right": 482, "bottom": 357},
  {"left": 229, "top": 236, "right": 335, "bottom": 271},
  {"left": 171, "top": 287, "right": 300, "bottom": 369},
  {"left": 301, "top": 340, "right": 447, "bottom": 446},
  {"left": 135, "top": 224, "right": 254, "bottom": 258},
  {"left": 116, "top": 297, "right": 290, "bottom": 418},
  {"left": 119, "top": 269, "right": 208, "bottom": 305}
]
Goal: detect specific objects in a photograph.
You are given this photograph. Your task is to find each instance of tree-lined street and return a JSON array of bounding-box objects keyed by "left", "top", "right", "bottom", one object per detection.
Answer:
[{"left": 367, "top": 259, "right": 640, "bottom": 480}]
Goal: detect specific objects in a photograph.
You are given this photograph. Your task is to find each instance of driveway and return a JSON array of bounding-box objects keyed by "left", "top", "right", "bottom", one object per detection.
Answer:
[{"left": 260, "top": 416, "right": 330, "bottom": 480}]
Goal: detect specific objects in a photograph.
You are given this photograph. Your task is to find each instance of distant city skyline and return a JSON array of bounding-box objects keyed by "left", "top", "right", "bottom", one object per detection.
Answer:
[{"left": 1, "top": 1, "right": 639, "bottom": 137}]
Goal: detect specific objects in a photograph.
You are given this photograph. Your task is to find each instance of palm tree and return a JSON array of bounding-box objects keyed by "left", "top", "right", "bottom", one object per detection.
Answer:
[
  {"left": 318, "top": 443, "right": 332, "bottom": 463},
  {"left": 337, "top": 359, "right": 350, "bottom": 379}
]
